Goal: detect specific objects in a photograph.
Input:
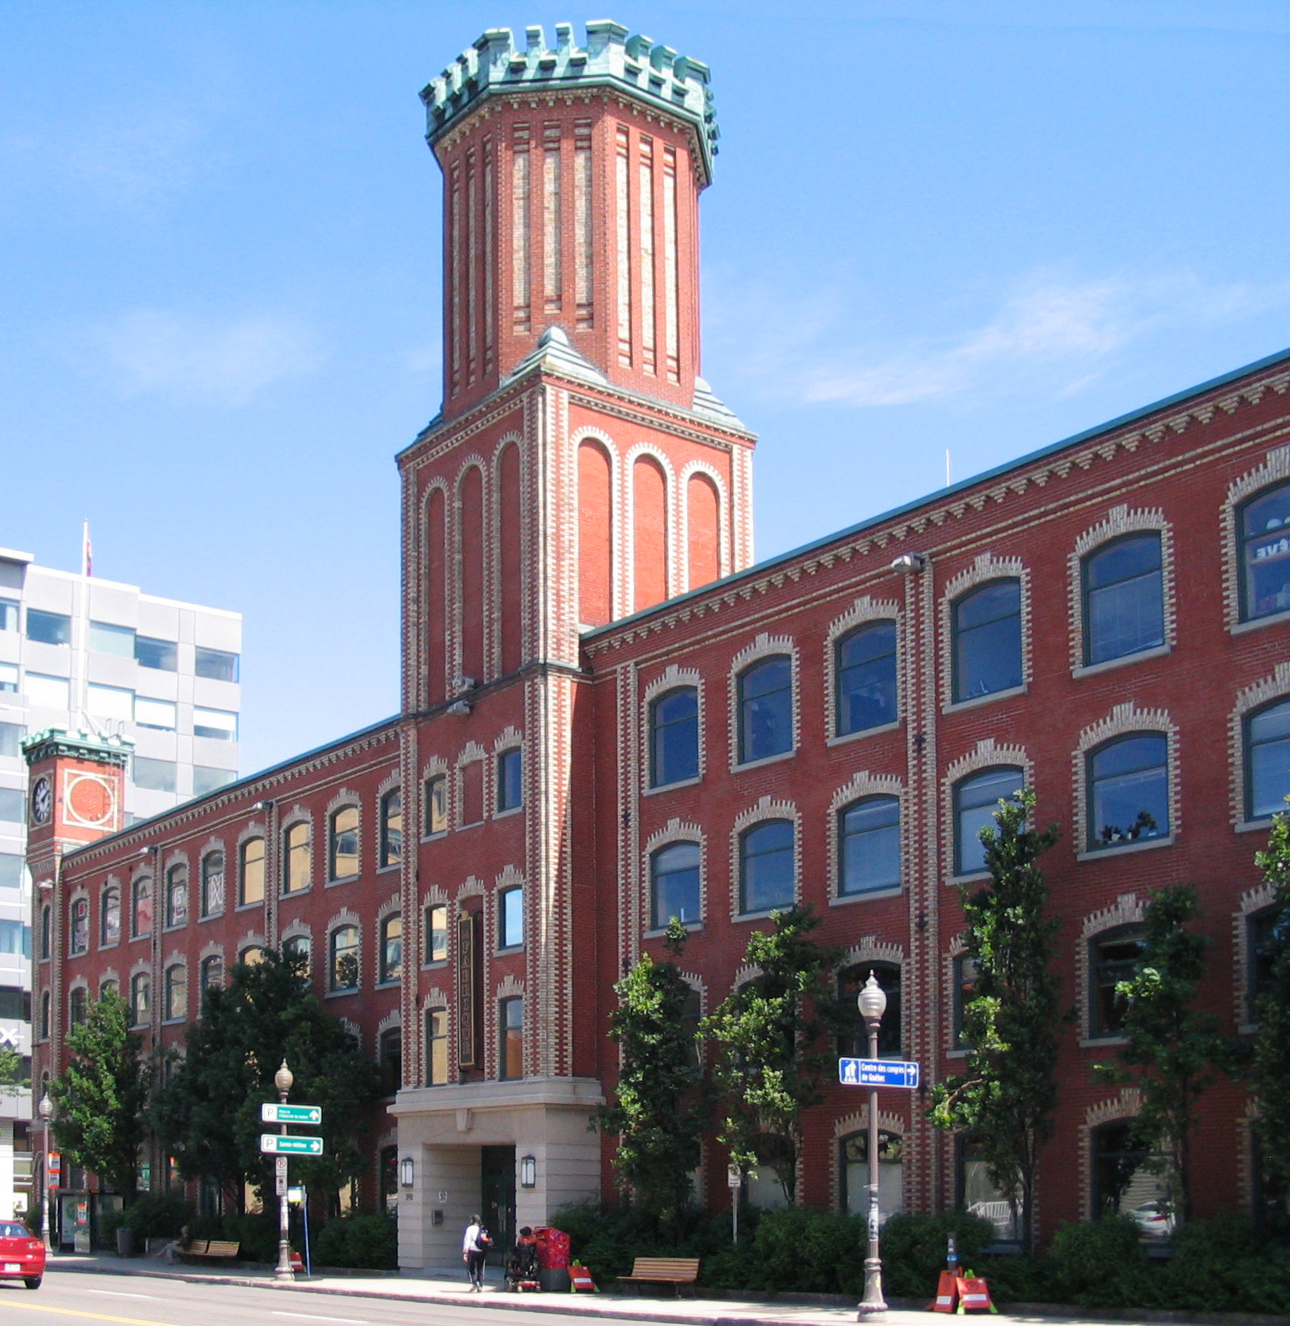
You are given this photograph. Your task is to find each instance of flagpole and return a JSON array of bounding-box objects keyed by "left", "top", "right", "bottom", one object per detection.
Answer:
[{"left": 77, "top": 521, "right": 92, "bottom": 728}]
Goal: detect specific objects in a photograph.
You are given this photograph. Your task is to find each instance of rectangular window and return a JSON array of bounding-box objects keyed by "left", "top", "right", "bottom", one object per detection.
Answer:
[
  {"left": 499, "top": 887, "right": 523, "bottom": 949},
  {"left": 133, "top": 756, "right": 177, "bottom": 793},
  {"left": 135, "top": 636, "right": 177, "bottom": 671},
  {"left": 88, "top": 621, "right": 135, "bottom": 657},
  {"left": 0, "top": 722, "right": 22, "bottom": 758},
  {"left": 0, "top": 987, "right": 31, "bottom": 1020},
  {"left": 88, "top": 683, "right": 134, "bottom": 722},
  {"left": 25, "top": 673, "right": 70, "bottom": 710},
  {"left": 425, "top": 775, "right": 448, "bottom": 835},
  {"left": 193, "top": 766, "right": 235, "bottom": 796},
  {"left": 135, "top": 696, "right": 177, "bottom": 731},
  {"left": 0, "top": 789, "right": 24, "bottom": 823},
  {"left": 425, "top": 903, "right": 448, "bottom": 964},
  {"left": 499, "top": 996, "right": 523, "bottom": 1080},
  {"left": 425, "top": 1007, "right": 449, "bottom": 1086},
  {"left": 0, "top": 663, "right": 16, "bottom": 693},
  {"left": 0, "top": 920, "right": 31, "bottom": 957},
  {"left": 195, "top": 647, "right": 239, "bottom": 682},
  {"left": 194, "top": 707, "right": 238, "bottom": 741},
  {"left": 497, "top": 748, "right": 522, "bottom": 812},
  {"left": 461, "top": 762, "right": 484, "bottom": 825},
  {"left": 0, "top": 599, "right": 17, "bottom": 631},
  {"left": 650, "top": 687, "right": 699, "bottom": 787},
  {"left": 0, "top": 853, "right": 22, "bottom": 888},
  {"left": 26, "top": 609, "right": 71, "bottom": 646}
]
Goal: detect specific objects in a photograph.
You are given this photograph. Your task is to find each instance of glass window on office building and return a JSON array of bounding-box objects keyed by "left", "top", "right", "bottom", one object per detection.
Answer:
[
  {"left": 89, "top": 621, "right": 135, "bottom": 656},
  {"left": 135, "top": 636, "right": 177, "bottom": 671},
  {"left": 26, "top": 609, "right": 71, "bottom": 646},
  {"left": 0, "top": 663, "right": 16, "bottom": 693},
  {"left": 193, "top": 766, "right": 235, "bottom": 797},
  {"left": 0, "top": 920, "right": 32, "bottom": 958},
  {"left": 195, "top": 647, "right": 239, "bottom": 682},
  {"left": 135, "top": 697, "right": 177, "bottom": 731},
  {"left": 133, "top": 757, "right": 177, "bottom": 793},
  {"left": 25, "top": 673, "right": 70, "bottom": 709},
  {"left": 0, "top": 853, "right": 23, "bottom": 889},
  {"left": 88, "top": 684, "right": 133, "bottom": 723},
  {"left": 194, "top": 708, "right": 237, "bottom": 741},
  {"left": 0, "top": 598, "right": 17, "bottom": 631},
  {"left": 0, "top": 721, "right": 23, "bottom": 758},
  {"left": 0, "top": 789, "right": 24, "bottom": 823}
]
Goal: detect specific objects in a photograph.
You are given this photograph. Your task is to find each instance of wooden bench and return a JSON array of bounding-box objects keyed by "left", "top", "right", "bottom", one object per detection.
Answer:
[
  {"left": 179, "top": 1239, "right": 241, "bottom": 1264},
  {"left": 617, "top": 1256, "right": 700, "bottom": 1298}
]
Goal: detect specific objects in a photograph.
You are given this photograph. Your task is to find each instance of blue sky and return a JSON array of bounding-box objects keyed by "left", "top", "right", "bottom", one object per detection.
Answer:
[{"left": 4, "top": 1, "right": 1290, "bottom": 777}]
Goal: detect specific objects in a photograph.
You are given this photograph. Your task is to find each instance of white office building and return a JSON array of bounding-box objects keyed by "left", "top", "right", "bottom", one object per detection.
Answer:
[{"left": 0, "top": 545, "right": 241, "bottom": 1218}]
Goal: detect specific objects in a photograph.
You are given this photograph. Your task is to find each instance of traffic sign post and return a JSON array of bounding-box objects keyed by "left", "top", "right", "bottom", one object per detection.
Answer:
[
  {"left": 838, "top": 1058, "right": 921, "bottom": 1090},
  {"left": 261, "top": 1103, "right": 323, "bottom": 1126},
  {"left": 260, "top": 1134, "right": 324, "bottom": 1156}
]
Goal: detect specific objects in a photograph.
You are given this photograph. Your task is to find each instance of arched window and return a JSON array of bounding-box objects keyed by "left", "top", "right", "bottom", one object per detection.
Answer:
[
  {"left": 99, "top": 978, "right": 119, "bottom": 1001},
  {"left": 1239, "top": 480, "right": 1290, "bottom": 621},
  {"left": 497, "top": 750, "right": 523, "bottom": 813},
  {"left": 838, "top": 796, "right": 900, "bottom": 895},
  {"left": 650, "top": 842, "right": 700, "bottom": 930},
  {"left": 379, "top": 915, "right": 402, "bottom": 984},
  {"left": 200, "top": 852, "right": 225, "bottom": 918},
  {"left": 953, "top": 767, "right": 1023, "bottom": 876},
  {"left": 840, "top": 962, "right": 902, "bottom": 1058},
  {"left": 165, "top": 865, "right": 188, "bottom": 929},
  {"left": 68, "top": 986, "right": 87, "bottom": 1028},
  {"left": 425, "top": 1007, "right": 449, "bottom": 1085},
  {"left": 1087, "top": 733, "right": 1168, "bottom": 849},
  {"left": 378, "top": 1027, "right": 402, "bottom": 1096},
  {"left": 199, "top": 955, "right": 223, "bottom": 997},
  {"left": 1246, "top": 698, "right": 1290, "bottom": 821},
  {"left": 164, "top": 965, "right": 187, "bottom": 1021},
  {"left": 284, "top": 934, "right": 311, "bottom": 975},
  {"left": 836, "top": 621, "right": 898, "bottom": 736},
  {"left": 39, "top": 905, "right": 51, "bottom": 961},
  {"left": 840, "top": 1130, "right": 903, "bottom": 1221},
  {"left": 101, "top": 886, "right": 121, "bottom": 947},
  {"left": 328, "top": 807, "right": 358, "bottom": 881},
  {"left": 1082, "top": 534, "right": 1164, "bottom": 665},
  {"left": 424, "top": 903, "right": 448, "bottom": 964},
  {"left": 737, "top": 657, "right": 793, "bottom": 764},
  {"left": 499, "top": 996, "right": 523, "bottom": 1080},
  {"left": 1090, "top": 925, "right": 1146, "bottom": 1037},
  {"left": 69, "top": 898, "right": 89, "bottom": 956},
  {"left": 129, "top": 972, "right": 150, "bottom": 1027},
  {"left": 40, "top": 991, "right": 50, "bottom": 1040},
  {"left": 379, "top": 790, "right": 402, "bottom": 867},
  {"left": 424, "top": 774, "right": 448, "bottom": 836},
  {"left": 953, "top": 954, "right": 979, "bottom": 1049},
  {"left": 952, "top": 580, "right": 1022, "bottom": 702},
  {"left": 498, "top": 887, "right": 524, "bottom": 949},
  {"left": 958, "top": 1135, "right": 1022, "bottom": 1243},
  {"left": 739, "top": 819, "right": 794, "bottom": 915},
  {"left": 1248, "top": 907, "right": 1279, "bottom": 1023},
  {"left": 745, "top": 1134, "right": 795, "bottom": 1211},
  {"left": 650, "top": 687, "right": 699, "bottom": 787},
  {"left": 282, "top": 822, "right": 312, "bottom": 893},
  {"left": 330, "top": 925, "right": 359, "bottom": 992},
  {"left": 238, "top": 945, "right": 265, "bottom": 967},
  {"left": 1092, "top": 1121, "right": 1172, "bottom": 1238},
  {"left": 240, "top": 836, "right": 266, "bottom": 906},
  {"left": 131, "top": 877, "right": 152, "bottom": 939}
]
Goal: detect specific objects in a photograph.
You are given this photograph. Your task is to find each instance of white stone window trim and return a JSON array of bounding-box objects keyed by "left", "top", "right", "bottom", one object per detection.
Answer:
[
  {"left": 1231, "top": 662, "right": 1290, "bottom": 828},
  {"left": 939, "top": 552, "right": 1031, "bottom": 711},
  {"left": 66, "top": 885, "right": 90, "bottom": 957},
  {"left": 162, "top": 954, "right": 189, "bottom": 1024},
  {"left": 728, "top": 633, "right": 799, "bottom": 772},
  {"left": 456, "top": 874, "right": 484, "bottom": 901},
  {"left": 1078, "top": 893, "right": 1145, "bottom": 1044},
  {"left": 643, "top": 818, "right": 706, "bottom": 935},
  {"left": 642, "top": 664, "right": 705, "bottom": 792},
  {"left": 279, "top": 806, "right": 315, "bottom": 897},
  {"left": 421, "top": 757, "right": 451, "bottom": 838},
  {"left": 161, "top": 856, "right": 191, "bottom": 933},
  {"left": 730, "top": 795, "right": 801, "bottom": 920},
  {"left": 824, "top": 596, "right": 903, "bottom": 744},
  {"left": 324, "top": 908, "right": 362, "bottom": 999},
  {"left": 420, "top": 887, "right": 451, "bottom": 968},
  {"left": 1235, "top": 881, "right": 1278, "bottom": 1034},
  {"left": 456, "top": 741, "right": 488, "bottom": 828},
  {"left": 494, "top": 864, "right": 526, "bottom": 954},
  {"left": 831, "top": 1109, "right": 906, "bottom": 1215},
  {"left": 324, "top": 791, "right": 363, "bottom": 884},
  {"left": 492, "top": 974, "right": 526, "bottom": 1081},
  {"left": 1080, "top": 1090, "right": 1143, "bottom": 1221},
  {"left": 375, "top": 892, "right": 403, "bottom": 987},
  {"left": 197, "top": 844, "right": 227, "bottom": 921},
  {"left": 1222, "top": 443, "right": 1290, "bottom": 632},
  {"left": 1067, "top": 505, "right": 1176, "bottom": 674},
  {"left": 838, "top": 940, "right": 906, "bottom": 1058},
  {"left": 828, "top": 772, "right": 905, "bottom": 903},
  {"left": 280, "top": 918, "right": 312, "bottom": 945},
  {"left": 623, "top": 440, "right": 680, "bottom": 599},
  {"left": 1073, "top": 701, "right": 1179, "bottom": 859},
  {"left": 491, "top": 726, "right": 524, "bottom": 820},
  {"left": 678, "top": 459, "right": 732, "bottom": 587},
  {"left": 234, "top": 821, "right": 269, "bottom": 910},
  {"left": 97, "top": 875, "right": 122, "bottom": 950},
  {"left": 571, "top": 428, "right": 624, "bottom": 623},
  {"left": 942, "top": 739, "right": 1031, "bottom": 884}
]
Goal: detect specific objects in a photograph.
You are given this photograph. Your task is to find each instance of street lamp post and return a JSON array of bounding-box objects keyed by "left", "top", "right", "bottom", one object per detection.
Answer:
[
  {"left": 273, "top": 1061, "right": 294, "bottom": 1283},
  {"left": 38, "top": 1091, "right": 53, "bottom": 1252},
  {"left": 856, "top": 973, "right": 888, "bottom": 1319}
]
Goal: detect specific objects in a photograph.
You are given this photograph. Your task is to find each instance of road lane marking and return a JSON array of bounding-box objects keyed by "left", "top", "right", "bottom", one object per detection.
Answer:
[
  {"left": 271, "top": 1314, "right": 368, "bottom": 1325},
  {"left": 87, "top": 1293, "right": 157, "bottom": 1300},
  {"left": 0, "top": 1303, "right": 188, "bottom": 1326}
]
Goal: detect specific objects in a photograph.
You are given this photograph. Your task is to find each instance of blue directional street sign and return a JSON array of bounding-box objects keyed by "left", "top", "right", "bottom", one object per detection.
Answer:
[{"left": 838, "top": 1057, "right": 920, "bottom": 1089}]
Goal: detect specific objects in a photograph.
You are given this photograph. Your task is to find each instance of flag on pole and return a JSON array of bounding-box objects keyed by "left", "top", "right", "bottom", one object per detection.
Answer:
[{"left": 82, "top": 522, "right": 92, "bottom": 578}]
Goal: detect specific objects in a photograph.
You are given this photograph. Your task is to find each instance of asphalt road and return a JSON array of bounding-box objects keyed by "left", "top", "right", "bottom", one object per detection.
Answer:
[{"left": 0, "top": 1270, "right": 659, "bottom": 1326}]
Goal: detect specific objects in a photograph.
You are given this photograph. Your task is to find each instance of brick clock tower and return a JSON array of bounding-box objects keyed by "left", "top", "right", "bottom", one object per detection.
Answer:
[
  {"left": 23, "top": 729, "right": 132, "bottom": 1085},
  {"left": 391, "top": 22, "right": 752, "bottom": 1262}
]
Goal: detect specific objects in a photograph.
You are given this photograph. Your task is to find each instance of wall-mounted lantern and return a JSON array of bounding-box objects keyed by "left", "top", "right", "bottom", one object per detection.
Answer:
[
  {"left": 400, "top": 1156, "right": 414, "bottom": 1189},
  {"left": 520, "top": 1154, "right": 537, "bottom": 1189}
]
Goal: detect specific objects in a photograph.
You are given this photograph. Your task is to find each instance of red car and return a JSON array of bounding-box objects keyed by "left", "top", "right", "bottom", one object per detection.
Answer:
[{"left": 0, "top": 1222, "right": 45, "bottom": 1289}]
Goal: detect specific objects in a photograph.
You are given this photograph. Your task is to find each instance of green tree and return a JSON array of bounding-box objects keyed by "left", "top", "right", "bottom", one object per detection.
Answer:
[
  {"left": 593, "top": 920, "right": 708, "bottom": 1235},
  {"left": 703, "top": 905, "right": 849, "bottom": 1204},
  {"left": 0, "top": 1045, "right": 28, "bottom": 1093},
  {"left": 1095, "top": 882, "right": 1230, "bottom": 1226},
  {"left": 151, "top": 948, "right": 382, "bottom": 1210},
  {"left": 927, "top": 789, "right": 1067, "bottom": 1253},
  {"left": 50, "top": 990, "right": 149, "bottom": 1200},
  {"left": 1251, "top": 812, "right": 1290, "bottom": 1214}
]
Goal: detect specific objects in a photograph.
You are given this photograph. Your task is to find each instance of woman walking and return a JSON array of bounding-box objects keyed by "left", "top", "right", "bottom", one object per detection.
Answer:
[{"left": 462, "top": 1215, "right": 490, "bottom": 1291}]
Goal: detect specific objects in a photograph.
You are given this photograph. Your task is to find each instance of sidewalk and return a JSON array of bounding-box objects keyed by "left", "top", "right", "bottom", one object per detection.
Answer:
[{"left": 44, "top": 1252, "right": 1290, "bottom": 1326}]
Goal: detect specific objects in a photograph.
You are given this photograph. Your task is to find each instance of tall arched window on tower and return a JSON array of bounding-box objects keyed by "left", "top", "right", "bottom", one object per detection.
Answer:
[
  {"left": 578, "top": 439, "right": 613, "bottom": 627},
  {"left": 459, "top": 466, "right": 485, "bottom": 680},
  {"left": 687, "top": 472, "right": 720, "bottom": 591},
  {"left": 425, "top": 487, "right": 448, "bottom": 703},
  {"left": 498, "top": 443, "right": 523, "bottom": 675},
  {"left": 633, "top": 455, "right": 668, "bottom": 611}
]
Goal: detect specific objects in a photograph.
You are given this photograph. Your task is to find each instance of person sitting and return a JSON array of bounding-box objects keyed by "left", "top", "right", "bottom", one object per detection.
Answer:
[{"left": 153, "top": 1224, "right": 190, "bottom": 1263}]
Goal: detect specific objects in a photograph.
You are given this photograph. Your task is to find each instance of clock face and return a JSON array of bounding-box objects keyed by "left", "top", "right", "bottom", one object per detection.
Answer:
[{"left": 31, "top": 776, "right": 53, "bottom": 826}]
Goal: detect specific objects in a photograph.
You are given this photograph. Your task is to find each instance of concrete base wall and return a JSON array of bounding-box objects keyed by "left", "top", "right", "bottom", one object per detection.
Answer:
[{"left": 391, "top": 1076, "right": 604, "bottom": 1270}]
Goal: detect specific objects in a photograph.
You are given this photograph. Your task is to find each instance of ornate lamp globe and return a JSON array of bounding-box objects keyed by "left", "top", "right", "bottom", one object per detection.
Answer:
[
  {"left": 857, "top": 972, "right": 887, "bottom": 1023},
  {"left": 274, "top": 1060, "right": 294, "bottom": 1095}
]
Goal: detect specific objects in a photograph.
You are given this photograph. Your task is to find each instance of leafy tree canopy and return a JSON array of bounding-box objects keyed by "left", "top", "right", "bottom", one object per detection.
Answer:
[
  {"left": 1251, "top": 812, "right": 1290, "bottom": 1213},
  {"left": 0, "top": 1045, "right": 28, "bottom": 1094},
  {"left": 151, "top": 948, "right": 382, "bottom": 1209}
]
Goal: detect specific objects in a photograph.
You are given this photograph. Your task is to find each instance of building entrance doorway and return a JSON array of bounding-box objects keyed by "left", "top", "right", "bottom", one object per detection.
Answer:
[{"left": 480, "top": 1145, "right": 515, "bottom": 1264}]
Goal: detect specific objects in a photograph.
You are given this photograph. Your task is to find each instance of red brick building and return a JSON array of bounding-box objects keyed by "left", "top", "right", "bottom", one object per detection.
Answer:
[{"left": 27, "top": 20, "right": 1290, "bottom": 1265}]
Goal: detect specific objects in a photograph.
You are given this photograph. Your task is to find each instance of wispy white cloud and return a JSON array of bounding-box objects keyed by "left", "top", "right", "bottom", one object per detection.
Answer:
[{"left": 83, "top": 309, "right": 328, "bottom": 406}]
